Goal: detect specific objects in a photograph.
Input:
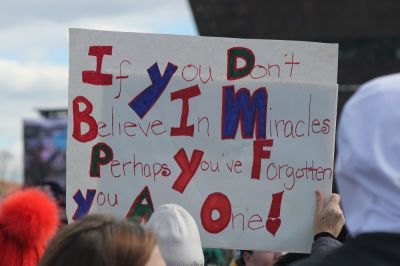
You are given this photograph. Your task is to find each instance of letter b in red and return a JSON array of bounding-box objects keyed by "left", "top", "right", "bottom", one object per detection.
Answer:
[{"left": 72, "top": 96, "right": 98, "bottom": 143}]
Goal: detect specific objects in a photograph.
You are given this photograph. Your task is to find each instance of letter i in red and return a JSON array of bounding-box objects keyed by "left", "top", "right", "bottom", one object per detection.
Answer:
[{"left": 266, "top": 191, "right": 284, "bottom": 236}]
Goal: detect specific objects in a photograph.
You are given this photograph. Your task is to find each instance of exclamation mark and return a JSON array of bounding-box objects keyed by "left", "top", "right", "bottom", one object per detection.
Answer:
[{"left": 266, "top": 191, "right": 284, "bottom": 237}]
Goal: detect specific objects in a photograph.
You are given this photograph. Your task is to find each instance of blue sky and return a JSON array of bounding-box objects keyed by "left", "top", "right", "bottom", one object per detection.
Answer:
[{"left": 0, "top": 0, "right": 198, "bottom": 182}]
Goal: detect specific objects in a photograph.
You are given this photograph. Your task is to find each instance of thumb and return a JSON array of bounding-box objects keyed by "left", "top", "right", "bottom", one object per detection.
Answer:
[
  {"left": 315, "top": 190, "right": 324, "bottom": 213},
  {"left": 329, "top": 193, "right": 341, "bottom": 205}
]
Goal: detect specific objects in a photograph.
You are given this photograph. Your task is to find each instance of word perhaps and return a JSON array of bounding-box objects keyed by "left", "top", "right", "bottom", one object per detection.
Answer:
[
  {"left": 105, "top": 153, "right": 242, "bottom": 180},
  {"left": 70, "top": 45, "right": 322, "bottom": 239}
]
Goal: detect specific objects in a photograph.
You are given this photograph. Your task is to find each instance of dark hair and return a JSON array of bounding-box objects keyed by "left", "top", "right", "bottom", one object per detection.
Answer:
[
  {"left": 274, "top": 253, "right": 309, "bottom": 266},
  {"left": 39, "top": 214, "right": 155, "bottom": 266},
  {"left": 236, "top": 250, "right": 253, "bottom": 266}
]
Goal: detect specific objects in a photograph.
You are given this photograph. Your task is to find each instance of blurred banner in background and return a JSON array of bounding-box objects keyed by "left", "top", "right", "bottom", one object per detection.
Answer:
[{"left": 24, "top": 117, "right": 67, "bottom": 198}]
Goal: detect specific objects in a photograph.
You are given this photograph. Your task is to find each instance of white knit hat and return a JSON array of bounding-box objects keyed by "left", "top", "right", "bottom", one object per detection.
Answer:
[
  {"left": 146, "top": 204, "right": 204, "bottom": 266},
  {"left": 335, "top": 73, "right": 400, "bottom": 236}
]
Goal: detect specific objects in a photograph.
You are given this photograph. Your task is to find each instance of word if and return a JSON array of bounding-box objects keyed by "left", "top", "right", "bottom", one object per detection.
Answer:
[{"left": 75, "top": 45, "right": 279, "bottom": 179}]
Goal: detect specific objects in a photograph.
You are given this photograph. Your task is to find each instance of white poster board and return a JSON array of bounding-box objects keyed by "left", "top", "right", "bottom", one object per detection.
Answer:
[{"left": 67, "top": 28, "right": 338, "bottom": 252}]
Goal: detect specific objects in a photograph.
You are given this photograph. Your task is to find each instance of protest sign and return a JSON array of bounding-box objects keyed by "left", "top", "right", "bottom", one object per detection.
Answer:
[{"left": 67, "top": 28, "right": 338, "bottom": 252}]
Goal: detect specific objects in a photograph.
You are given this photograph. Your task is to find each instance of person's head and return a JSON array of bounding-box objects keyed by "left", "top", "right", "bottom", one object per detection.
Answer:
[
  {"left": 335, "top": 73, "right": 400, "bottom": 236},
  {"left": 146, "top": 204, "right": 204, "bottom": 266},
  {"left": 40, "top": 214, "right": 165, "bottom": 266},
  {"left": 273, "top": 252, "right": 309, "bottom": 266},
  {"left": 0, "top": 188, "right": 59, "bottom": 266},
  {"left": 238, "top": 250, "right": 282, "bottom": 266}
]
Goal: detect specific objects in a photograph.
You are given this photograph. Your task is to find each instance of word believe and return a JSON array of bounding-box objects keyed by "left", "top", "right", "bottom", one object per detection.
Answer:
[{"left": 71, "top": 45, "right": 308, "bottom": 238}]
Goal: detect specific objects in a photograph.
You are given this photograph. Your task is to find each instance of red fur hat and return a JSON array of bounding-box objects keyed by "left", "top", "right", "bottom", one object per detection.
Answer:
[{"left": 0, "top": 188, "right": 59, "bottom": 266}]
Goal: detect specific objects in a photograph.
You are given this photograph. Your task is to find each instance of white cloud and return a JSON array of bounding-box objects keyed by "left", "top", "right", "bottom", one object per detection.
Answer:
[
  {"left": 0, "top": 0, "right": 197, "bottom": 182},
  {"left": 0, "top": 59, "right": 67, "bottom": 92},
  {"left": 0, "top": 0, "right": 197, "bottom": 62},
  {"left": 70, "top": 1, "right": 196, "bottom": 33},
  {"left": 0, "top": 59, "right": 68, "bottom": 158},
  {"left": 0, "top": 0, "right": 197, "bottom": 29}
]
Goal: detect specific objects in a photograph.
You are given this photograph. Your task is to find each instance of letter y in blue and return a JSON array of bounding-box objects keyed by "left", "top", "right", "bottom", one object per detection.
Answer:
[
  {"left": 72, "top": 189, "right": 96, "bottom": 221},
  {"left": 129, "top": 62, "right": 178, "bottom": 119}
]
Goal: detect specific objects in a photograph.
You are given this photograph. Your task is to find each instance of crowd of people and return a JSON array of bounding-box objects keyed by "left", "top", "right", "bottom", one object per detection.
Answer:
[{"left": 1, "top": 73, "right": 400, "bottom": 265}]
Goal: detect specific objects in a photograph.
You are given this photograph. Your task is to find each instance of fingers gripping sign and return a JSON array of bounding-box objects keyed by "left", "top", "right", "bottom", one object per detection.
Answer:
[{"left": 314, "top": 190, "right": 345, "bottom": 237}]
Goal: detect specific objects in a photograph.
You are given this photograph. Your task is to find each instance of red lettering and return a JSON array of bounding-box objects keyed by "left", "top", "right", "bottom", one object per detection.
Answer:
[
  {"left": 266, "top": 191, "right": 284, "bottom": 237},
  {"left": 226, "top": 160, "right": 243, "bottom": 173},
  {"left": 151, "top": 120, "right": 167, "bottom": 135},
  {"left": 73, "top": 96, "right": 98, "bottom": 142},
  {"left": 268, "top": 64, "right": 280, "bottom": 78},
  {"left": 108, "top": 193, "right": 118, "bottom": 206},
  {"left": 152, "top": 163, "right": 162, "bottom": 179},
  {"left": 181, "top": 64, "right": 213, "bottom": 84},
  {"left": 248, "top": 214, "right": 264, "bottom": 230},
  {"left": 198, "top": 65, "right": 213, "bottom": 83},
  {"left": 322, "top": 119, "right": 330, "bottom": 134},
  {"left": 96, "top": 192, "right": 118, "bottom": 207},
  {"left": 115, "top": 60, "right": 131, "bottom": 98},
  {"left": 111, "top": 160, "right": 121, "bottom": 177},
  {"left": 97, "top": 192, "right": 106, "bottom": 206},
  {"left": 234, "top": 160, "right": 243, "bottom": 173},
  {"left": 123, "top": 122, "right": 137, "bottom": 136},
  {"left": 138, "top": 122, "right": 151, "bottom": 136},
  {"left": 250, "top": 65, "right": 268, "bottom": 79},
  {"left": 284, "top": 120, "right": 295, "bottom": 138},
  {"left": 266, "top": 162, "right": 278, "bottom": 180},
  {"left": 201, "top": 192, "right": 231, "bottom": 234},
  {"left": 284, "top": 53, "right": 300, "bottom": 77},
  {"left": 197, "top": 116, "right": 210, "bottom": 136},
  {"left": 181, "top": 64, "right": 198, "bottom": 82},
  {"left": 172, "top": 148, "right": 204, "bottom": 193},
  {"left": 170, "top": 85, "right": 201, "bottom": 137},
  {"left": 201, "top": 160, "right": 209, "bottom": 171},
  {"left": 97, "top": 121, "right": 111, "bottom": 137},
  {"left": 231, "top": 213, "right": 245, "bottom": 231},
  {"left": 226, "top": 161, "right": 234, "bottom": 172},
  {"left": 251, "top": 139, "right": 273, "bottom": 179},
  {"left": 295, "top": 120, "right": 305, "bottom": 137},
  {"left": 143, "top": 164, "right": 152, "bottom": 178},
  {"left": 312, "top": 119, "right": 322, "bottom": 134},
  {"left": 82, "top": 46, "right": 113, "bottom": 85}
]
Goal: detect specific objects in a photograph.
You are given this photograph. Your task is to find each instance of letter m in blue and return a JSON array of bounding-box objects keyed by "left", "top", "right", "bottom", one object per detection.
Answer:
[{"left": 222, "top": 86, "right": 267, "bottom": 139}]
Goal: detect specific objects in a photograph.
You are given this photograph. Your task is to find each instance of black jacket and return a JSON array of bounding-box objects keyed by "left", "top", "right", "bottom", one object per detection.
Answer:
[{"left": 292, "top": 233, "right": 400, "bottom": 266}]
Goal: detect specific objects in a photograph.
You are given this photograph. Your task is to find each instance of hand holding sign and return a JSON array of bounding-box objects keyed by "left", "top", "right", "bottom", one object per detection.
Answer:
[
  {"left": 314, "top": 190, "right": 345, "bottom": 238},
  {"left": 67, "top": 29, "right": 338, "bottom": 252}
]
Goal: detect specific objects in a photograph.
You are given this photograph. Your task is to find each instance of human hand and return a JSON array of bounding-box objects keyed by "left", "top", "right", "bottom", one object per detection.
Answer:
[{"left": 314, "top": 190, "right": 345, "bottom": 237}]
